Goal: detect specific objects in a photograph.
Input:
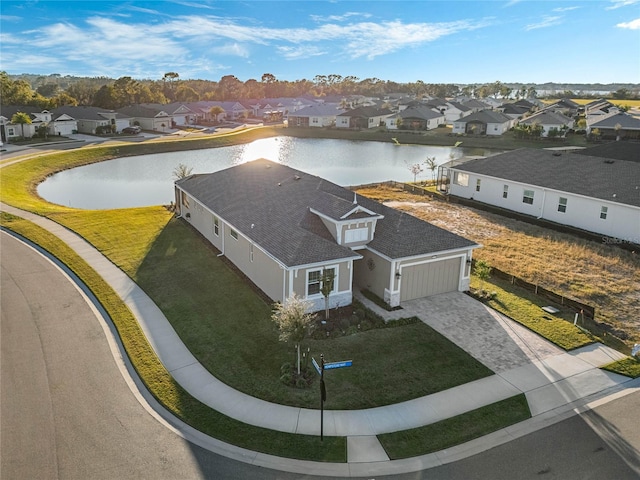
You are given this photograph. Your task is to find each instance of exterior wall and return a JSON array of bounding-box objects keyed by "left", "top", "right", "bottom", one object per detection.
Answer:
[
  {"left": 449, "top": 172, "right": 640, "bottom": 242},
  {"left": 352, "top": 249, "right": 392, "bottom": 301},
  {"left": 290, "top": 261, "right": 354, "bottom": 312},
  {"left": 451, "top": 121, "right": 466, "bottom": 134}
]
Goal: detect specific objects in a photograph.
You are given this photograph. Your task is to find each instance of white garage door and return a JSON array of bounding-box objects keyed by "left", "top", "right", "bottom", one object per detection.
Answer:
[{"left": 400, "top": 257, "right": 461, "bottom": 302}]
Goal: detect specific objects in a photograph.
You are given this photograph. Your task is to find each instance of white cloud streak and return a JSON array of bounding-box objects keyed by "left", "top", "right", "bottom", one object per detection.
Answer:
[
  {"left": 617, "top": 18, "right": 640, "bottom": 29},
  {"left": 606, "top": 0, "right": 639, "bottom": 10},
  {"left": 525, "top": 15, "right": 563, "bottom": 30}
]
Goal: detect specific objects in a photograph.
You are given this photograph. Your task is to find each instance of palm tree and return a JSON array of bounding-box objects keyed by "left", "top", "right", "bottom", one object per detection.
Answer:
[{"left": 11, "top": 112, "right": 32, "bottom": 139}]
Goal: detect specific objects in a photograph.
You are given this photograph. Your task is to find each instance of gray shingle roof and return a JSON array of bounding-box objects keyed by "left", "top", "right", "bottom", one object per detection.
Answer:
[
  {"left": 454, "top": 148, "right": 640, "bottom": 207},
  {"left": 589, "top": 113, "right": 640, "bottom": 130},
  {"left": 456, "top": 110, "right": 512, "bottom": 124},
  {"left": 177, "top": 159, "right": 477, "bottom": 267}
]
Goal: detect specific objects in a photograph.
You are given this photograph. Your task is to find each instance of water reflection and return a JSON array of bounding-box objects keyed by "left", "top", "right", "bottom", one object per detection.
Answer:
[{"left": 38, "top": 137, "right": 500, "bottom": 210}]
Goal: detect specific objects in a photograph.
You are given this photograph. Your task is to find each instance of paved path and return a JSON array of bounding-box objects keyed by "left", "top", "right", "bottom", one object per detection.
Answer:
[{"left": 1, "top": 201, "right": 637, "bottom": 475}]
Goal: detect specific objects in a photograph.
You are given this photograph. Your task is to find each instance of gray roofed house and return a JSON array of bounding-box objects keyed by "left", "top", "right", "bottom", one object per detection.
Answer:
[
  {"left": 587, "top": 112, "right": 640, "bottom": 140},
  {"left": 452, "top": 110, "right": 514, "bottom": 136},
  {"left": 446, "top": 148, "right": 640, "bottom": 242},
  {"left": 385, "top": 105, "right": 446, "bottom": 130},
  {"left": 335, "top": 106, "right": 393, "bottom": 129},
  {"left": 287, "top": 104, "right": 345, "bottom": 128},
  {"left": 518, "top": 110, "right": 574, "bottom": 137},
  {"left": 175, "top": 159, "right": 479, "bottom": 311}
]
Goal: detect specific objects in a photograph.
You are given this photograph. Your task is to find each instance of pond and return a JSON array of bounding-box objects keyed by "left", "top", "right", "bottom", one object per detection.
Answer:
[{"left": 38, "top": 137, "right": 502, "bottom": 209}]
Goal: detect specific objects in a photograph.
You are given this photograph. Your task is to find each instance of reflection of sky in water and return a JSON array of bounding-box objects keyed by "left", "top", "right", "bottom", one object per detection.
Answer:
[{"left": 38, "top": 137, "right": 500, "bottom": 210}]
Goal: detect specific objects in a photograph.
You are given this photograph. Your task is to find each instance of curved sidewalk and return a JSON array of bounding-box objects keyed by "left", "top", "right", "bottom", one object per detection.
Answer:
[{"left": 2, "top": 202, "right": 637, "bottom": 470}]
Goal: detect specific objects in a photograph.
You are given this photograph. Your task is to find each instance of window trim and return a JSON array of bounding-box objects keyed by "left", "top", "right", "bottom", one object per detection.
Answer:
[
  {"left": 557, "top": 197, "right": 567, "bottom": 213},
  {"left": 600, "top": 206, "right": 608, "bottom": 220},
  {"left": 475, "top": 179, "right": 481, "bottom": 192},
  {"left": 503, "top": 185, "right": 509, "bottom": 199},
  {"left": 306, "top": 266, "right": 337, "bottom": 298},
  {"left": 522, "top": 189, "right": 534, "bottom": 205},
  {"left": 230, "top": 229, "right": 238, "bottom": 240},
  {"left": 213, "top": 216, "right": 219, "bottom": 236}
]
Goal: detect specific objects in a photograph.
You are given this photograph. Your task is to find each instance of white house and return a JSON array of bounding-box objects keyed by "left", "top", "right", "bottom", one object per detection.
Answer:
[
  {"left": 518, "top": 110, "right": 574, "bottom": 137},
  {"left": 445, "top": 147, "right": 640, "bottom": 243},
  {"left": 175, "top": 159, "right": 479, "bottom": 312},
  {"left": 287, "top": 104, "right": 345, "bottom": 128}
]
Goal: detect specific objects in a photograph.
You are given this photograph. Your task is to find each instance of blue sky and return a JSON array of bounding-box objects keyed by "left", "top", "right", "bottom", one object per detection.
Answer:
[{"left": 1, "top": 0, "right": 639, "bottom": 84}]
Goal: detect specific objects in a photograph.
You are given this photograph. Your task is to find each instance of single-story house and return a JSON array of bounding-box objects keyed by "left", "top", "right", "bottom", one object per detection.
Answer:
[
  {"left": 385, "top": 105, "right": 445, "bottom": 130},
  {"left": 587, "top": 112, "right": 640, "bottom": 140},
  {"left": 452, "top": 110, "right": 514, "bottom": 136},
  {"left": 442, "top": 101, "right": 473, "bottom": 123},
  {"left": 335, "top": 106, "right": 393, "bottom": 129},
  {"left": 545, "top": 98, "right": 581, "bottom": 118},
  {"left": 117, "top": 105, "right": 173, "bottom": 132},
  {"left": 287, "top": 104, "right": 345, "bottom": 128},
  {"left": 518, "top": 110, "right": 574, "bottom": 137},
  {"left": 53, "top": 105, "right": 129, "bottom": 134},
  {"left": 175, "top": 159, "right": 479, "bottom": 312},
  {"left": 444, "top": 147, "right": 640, "bottom": 243}
]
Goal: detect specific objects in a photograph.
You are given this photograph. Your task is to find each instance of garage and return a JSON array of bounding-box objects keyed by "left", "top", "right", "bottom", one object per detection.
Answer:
[{"left": 400, "top": 257, "right": 461, "bottom": 302}]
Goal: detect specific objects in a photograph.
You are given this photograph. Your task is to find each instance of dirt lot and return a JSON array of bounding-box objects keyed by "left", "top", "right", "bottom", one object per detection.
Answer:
[{"left": 356, "top": 185, "right": 640, "bottom": 345}]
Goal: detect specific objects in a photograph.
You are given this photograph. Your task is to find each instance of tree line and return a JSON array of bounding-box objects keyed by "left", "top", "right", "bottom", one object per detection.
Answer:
[{"left": 2, "top": 71, "right": 638, "bottom": 111}]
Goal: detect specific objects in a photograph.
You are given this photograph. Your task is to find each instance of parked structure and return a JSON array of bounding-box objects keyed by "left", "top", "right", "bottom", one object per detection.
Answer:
[{"left": 175, "top": 159, "right": 479, "bottom": 312}]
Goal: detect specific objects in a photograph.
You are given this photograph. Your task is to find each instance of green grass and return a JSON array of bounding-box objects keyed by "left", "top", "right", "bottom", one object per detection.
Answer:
[
  {"left": 470, "top": 276, "right": 595, "bottom": 351},
  {"left": 0, "top": 212, "right": 346, "bottom": 462},
  {"left": 378, "top": 394, "right": 531, "bottom": 459},
  {"left": 51, "top": 210, "right": 494, "bottom": 409},
  {"left": 602, "top": 357, "right": 640, "bottom": 378}
]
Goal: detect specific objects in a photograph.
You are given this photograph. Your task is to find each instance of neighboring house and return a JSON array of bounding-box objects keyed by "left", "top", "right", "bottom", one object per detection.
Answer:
[
  {"left": 442, "top": 101, "right": 473, "bottom": 123},
  {"left": 385, "top": 105, "right": 445, "bottom": 130},
  {"left": 499, "top": 103, "right": 531, "bottom": 121},
  {"left": 461, "top": 98, "right": 490, "bottom": 113},
  {"left": 545, "top": 98, "right": 581, "bottom": 118},
  {"left": 587, "top": 112, "right": 640, "bottom": 140},
  {"left": 452, "top": 110, "right": 514, "bottom": 135},
  {"left": 445, "top": 147, "right": 640, "bottom": 243},
  {"left": 287, "top": 104, "right": 345, "bottom": 128},
  {"left": 117, "top": 105, "right": 173, "bottom": 132},
  {"left": 142, "top": 102, "right": 200, "bottom": 126},
  {"left": 335, "top": 106, "right": 393, "bottom": 129},
  {"left": 185, "top": 101, "right": 249, "bottom": 123},
  {"left": 518, "top": 110, "right": 574, "bottom": 137},
  {"left": 0, "top": 105, "right": 78, "bottom": 140},
  {"left": 175, "top": 159, "right": 479, "bottom": 312},
  {"left": 53, "top": 105, "right": 128, "bottom": 134}
]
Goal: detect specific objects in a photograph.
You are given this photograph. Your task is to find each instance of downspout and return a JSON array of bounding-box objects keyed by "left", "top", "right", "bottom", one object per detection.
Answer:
[{"left": 538, "top": 188, "right": 546, "bottom": 219}]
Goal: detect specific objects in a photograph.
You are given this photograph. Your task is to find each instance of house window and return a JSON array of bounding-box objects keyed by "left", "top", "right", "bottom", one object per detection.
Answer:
[
  {"left": 600, "top": 206, "right": 608, "bottom": 220},
  {"left": 250, "top": 244, "right": 254, "bottom": 262},
  {"left": 523, "top": 190, "right": 535, "bottom": 205},
  {"left": 181, "top": 191, "right": 189, "bottom": 208},
  {"left": 307, "top": 267, "right": 336, "bottom": 297},
  {"left": 557, "top": 197, "right": 568, "bottom": 213},
  {"left": 503, "top": 185, "right": 509, "bottom": 199},
  {"left": 213, "top": 216, "right": 219, "bottom": 236},
  {"left": 230, "top": 229, "right": 238, "bottom": 240},
  {"left": 345, "top": 228, "right": 368, "bottom": 243},
  {"left": 475, "top": 179, "right": 481, "bottom": 192},
  {"left": 312, "top": 118, "right": 318, "bottom": 124},
  {"left": 453, "top": 172, "right": 469, "bottom": 187}
]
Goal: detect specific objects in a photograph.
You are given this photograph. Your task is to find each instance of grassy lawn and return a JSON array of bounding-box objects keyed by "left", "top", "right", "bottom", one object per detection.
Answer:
[
  {"left": 378, "top": 394, "right": 531, "bottom": 459},
  {"left": 470, "top": 277, "right": 595, "bottom": 351},
  {"left": 0, "top": 212, "right": 346, "bottom": 462},
  {"left": 50, "top": 209, "right": 493, "bottom": 409}
]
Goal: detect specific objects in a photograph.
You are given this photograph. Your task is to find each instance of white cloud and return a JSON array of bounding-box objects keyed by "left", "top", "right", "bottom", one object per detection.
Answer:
[
  {"left": 525, "top": 15, "right": 563, "bottom": 30},
  {"left": 310, "top": 12, "right": 372, "bottom": 22},
  {"left": 277, "top": 45, "right": 327, "bottom": 59},
  {"left": 617, "top": 18, "right": 640, "bottom": 29},
  {"left": 553, "top": 6, "right": 580, "bottom": 12},
  {"left": 606, "top": 0, "right": 639, "bottom": 10}
]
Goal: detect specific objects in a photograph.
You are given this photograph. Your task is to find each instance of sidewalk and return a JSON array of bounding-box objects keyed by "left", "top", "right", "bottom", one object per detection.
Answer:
[{"left": 1, "top": 202, "right": 637, "bottom": 476}]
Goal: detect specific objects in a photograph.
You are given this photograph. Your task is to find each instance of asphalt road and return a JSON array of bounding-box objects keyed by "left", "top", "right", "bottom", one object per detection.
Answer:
[{"left": 1, "top": 230, "right": 638, "bottom": 480}]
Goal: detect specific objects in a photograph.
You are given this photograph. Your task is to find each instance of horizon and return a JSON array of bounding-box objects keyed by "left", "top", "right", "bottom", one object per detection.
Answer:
[{"left": 1, "top": 0, "right": 639, "bottom": 85}]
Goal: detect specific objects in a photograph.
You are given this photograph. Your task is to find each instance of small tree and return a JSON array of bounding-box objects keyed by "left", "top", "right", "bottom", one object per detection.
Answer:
[
  {"left": 408, "top": 163, "right": 423, "bottom": 182},
  {"left": 172, "top": 163, "right": 193, "bottom": 180},
  {"left": 271, "top": 293, "right": 314, "bottom": 375},
  {"left": 473, "top": 259, "right": 492, "bottom": 294},
  {"left": 320, "top": 268, "right": 336, "bottom": 320},
  {"left": 424, "top": 156, "right": 438, "bottom": 183}
]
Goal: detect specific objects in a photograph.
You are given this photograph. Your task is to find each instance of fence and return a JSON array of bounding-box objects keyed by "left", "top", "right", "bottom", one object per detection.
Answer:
[{"left": 487, "top": 265, "right": 596, "bottom": 319}]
